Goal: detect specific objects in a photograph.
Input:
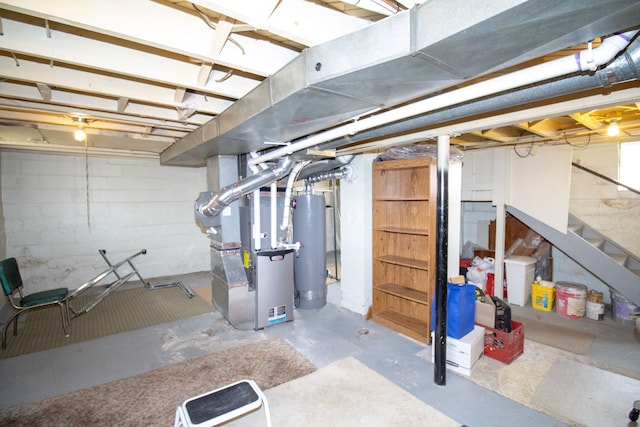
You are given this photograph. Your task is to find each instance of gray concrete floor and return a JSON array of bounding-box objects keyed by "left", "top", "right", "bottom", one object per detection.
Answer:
[{"left": 1, "top": 272, "right": 638, "bottom": 426}]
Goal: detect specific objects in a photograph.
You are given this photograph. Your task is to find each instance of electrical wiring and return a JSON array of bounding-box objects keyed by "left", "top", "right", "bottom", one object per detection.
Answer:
[{"left": 191, "top": 3, "right": 246, "bottom": 55}]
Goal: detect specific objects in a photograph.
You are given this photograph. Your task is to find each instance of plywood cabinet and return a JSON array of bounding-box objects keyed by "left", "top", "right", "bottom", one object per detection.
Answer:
[{"left": 371, "top": 157, "right": 436, "bottom": 344}]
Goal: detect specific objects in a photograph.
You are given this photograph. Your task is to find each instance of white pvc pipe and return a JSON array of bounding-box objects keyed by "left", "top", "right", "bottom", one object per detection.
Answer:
[
  {"left": 280, "top": 161, "right": 311, "bottom": 230},
  {"left": 253, "top": 189, "right": 261, "bottom": 251},
  {"left": 248, "top": 154, "right": 263, "bottom": 252},
  {"left": 249, "top": 31, "right": 637, "bottom": 167},
  {"left": 270, "top": 181, "right": 277, "bottom": 248}
]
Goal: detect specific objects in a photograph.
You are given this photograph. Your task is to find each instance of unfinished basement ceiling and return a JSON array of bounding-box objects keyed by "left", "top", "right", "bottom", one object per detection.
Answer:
[{"left": 0, "top": 0, "right": 639, "bottom": 163}]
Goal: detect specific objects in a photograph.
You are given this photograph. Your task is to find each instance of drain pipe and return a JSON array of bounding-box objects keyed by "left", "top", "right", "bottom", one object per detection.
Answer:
[
  {"left": 248, "top": 153, "right": 265, "bottom": 251},
  {"left": 249, "top": 31, "right": 638, "bottom": 167},
  {"left": 198, "top": 157, "right": 294, "bottom": 218},
  {"left": 270, "top": 181, "right": 278, "bottom": 248},
  {"left": 280, "top": 160, "right": 312, "bottom": 231}
]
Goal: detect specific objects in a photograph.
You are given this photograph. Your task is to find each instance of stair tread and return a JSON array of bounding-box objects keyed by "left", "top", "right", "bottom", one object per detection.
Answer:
[
  {"left": 608, "top": 253, "right": 629, "bottom": 265},
  {"left": 568, "top": 224, "right": 583, "bottom": 234},
  {"left": 585, "top": 237, "right": 605, "bottom": 248}
]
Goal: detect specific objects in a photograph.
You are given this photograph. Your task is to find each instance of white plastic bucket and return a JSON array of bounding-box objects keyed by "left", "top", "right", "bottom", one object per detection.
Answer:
[{"left": 585, "top": 290, "right": 604, "bottom": 321}]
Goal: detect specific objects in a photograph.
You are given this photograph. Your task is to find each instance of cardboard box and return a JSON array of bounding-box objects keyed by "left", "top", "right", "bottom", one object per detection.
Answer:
[
  {"left": 431, "top": 325, "right": 485, "bottom": 376},
  {"left": 475, "top": 298, "right": 495, "bottom": 328}
]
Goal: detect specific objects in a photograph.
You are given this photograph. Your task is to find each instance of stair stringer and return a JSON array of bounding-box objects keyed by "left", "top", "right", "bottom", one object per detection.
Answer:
[{"left": 506, "top": 206, "right": 640, "bottom": 307}]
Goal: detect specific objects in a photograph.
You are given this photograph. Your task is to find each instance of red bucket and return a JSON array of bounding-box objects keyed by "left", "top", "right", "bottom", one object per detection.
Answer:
[
  {"left": 486, "top": 272, "right": 507, "bottom": 298},
  {"left": 555, "top": 282, "right": 587, "bottom": 319}
]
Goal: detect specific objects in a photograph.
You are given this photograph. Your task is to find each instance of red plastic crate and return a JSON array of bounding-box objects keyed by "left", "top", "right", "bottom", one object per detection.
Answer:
[{"left": 483, "top": 320, "right": 525, "bottom": 364}]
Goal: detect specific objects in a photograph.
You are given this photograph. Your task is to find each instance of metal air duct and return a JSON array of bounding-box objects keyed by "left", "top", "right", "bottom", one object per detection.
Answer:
[
  {"left": 303, "top": 166, "right": 353, "bottom": 186},
  {"left": 316, "top": 33, "right": 640, "bottom": 151},
  {"left": 160, "top": 0, "right": 640, "bottom": 166},
  {"left": 195, "top": 158, "right": 293, "bottom": 228}
]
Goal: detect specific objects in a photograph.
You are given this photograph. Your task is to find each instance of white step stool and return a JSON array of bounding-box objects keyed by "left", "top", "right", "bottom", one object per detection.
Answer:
[{"left": 174, "top": 379, "right": 271, "bottom": 427}]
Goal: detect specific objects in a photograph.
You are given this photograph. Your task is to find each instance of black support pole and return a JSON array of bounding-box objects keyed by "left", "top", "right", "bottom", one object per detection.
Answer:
[{"left": 434, "top": 135, "right": 449, "bottom": 386}]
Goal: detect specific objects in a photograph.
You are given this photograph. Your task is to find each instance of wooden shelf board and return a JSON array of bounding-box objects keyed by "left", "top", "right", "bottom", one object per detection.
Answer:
[
  {"left": 374, "top": 227, "right": 429, "bottom": 236},
  {"left": 372, "top": 157, "right": 432, "bottom": 170},
  {"left": 373, "top": 197, "right": 429, "bottom": 201},
  {"left": 372, "top": 310, "right": 430, "bottom": 343},
  {"left": 375, "top": 255, "right": 428, "bottom": 270},
  {"left": 375, "top": 283, "right": 429, "bottom": 304}
]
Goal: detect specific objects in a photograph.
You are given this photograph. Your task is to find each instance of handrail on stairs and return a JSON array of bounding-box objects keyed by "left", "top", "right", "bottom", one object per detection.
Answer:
[{"left": 572, "top": 162, "right": 640, "bottom": 196}]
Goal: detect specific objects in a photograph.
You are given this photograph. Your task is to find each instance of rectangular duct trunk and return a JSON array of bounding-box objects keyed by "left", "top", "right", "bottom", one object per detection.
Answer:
[{"left": 161, "top": 0, "right": 640, "bottom": 166}]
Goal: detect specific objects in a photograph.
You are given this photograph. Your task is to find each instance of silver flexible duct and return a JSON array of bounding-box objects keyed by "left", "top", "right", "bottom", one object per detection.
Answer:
[
  {"left": 198, "top": 157, "right": 294, "bottom": 218},
  {"left": 304, "top": 165, "right": 353, "bottom": 185},
  {"left": 296, "top": 155, "right": 355, "bottom": 180}
]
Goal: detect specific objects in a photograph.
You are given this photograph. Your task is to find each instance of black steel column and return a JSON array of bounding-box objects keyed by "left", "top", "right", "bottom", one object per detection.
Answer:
[{"left": 434, "top": 135, "right": 449, "bottom": 386}]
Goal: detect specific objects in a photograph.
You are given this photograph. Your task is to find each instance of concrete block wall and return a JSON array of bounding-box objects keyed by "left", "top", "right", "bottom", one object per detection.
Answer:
[
  {"left": 0, "top": 151, "right": 210, "bottom": 296},
  {"left": 460, "top": 201, "right": 495, "bottom": 257},
  {"left": 571, "top": 144, "right": 639, "bottom": 257},
  {"left": 0, "top": 165, "right": 5, "bottom": 263}
]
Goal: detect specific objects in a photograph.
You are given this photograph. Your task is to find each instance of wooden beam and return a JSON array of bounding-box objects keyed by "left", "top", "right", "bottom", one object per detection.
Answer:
[
  {"left": 174, "top": 87, "right": 187, "bottom": 104},
  {"left": 197, "top": 17, "right": 234, "bottom": 86},
  {"left": 117, "top": 97, "right": 129, "bottom": 113},
  {"left": 36, "top": 82, "right": 51, "bottom": 101}
]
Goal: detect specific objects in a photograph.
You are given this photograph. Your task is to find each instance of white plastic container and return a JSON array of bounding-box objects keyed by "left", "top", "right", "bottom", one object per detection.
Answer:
[{"left": 504, "top": 255, "right": 537, "bottom": 306}]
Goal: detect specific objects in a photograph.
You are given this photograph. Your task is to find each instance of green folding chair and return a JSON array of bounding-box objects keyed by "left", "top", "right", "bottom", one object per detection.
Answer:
[{"left": 0, "top": 257, "right": 70, "bottom": 349}]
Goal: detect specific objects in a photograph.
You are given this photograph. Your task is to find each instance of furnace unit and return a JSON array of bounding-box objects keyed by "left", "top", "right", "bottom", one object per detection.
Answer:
[{"left": 254, "top": 248, "right": 294, "bottom": 328}]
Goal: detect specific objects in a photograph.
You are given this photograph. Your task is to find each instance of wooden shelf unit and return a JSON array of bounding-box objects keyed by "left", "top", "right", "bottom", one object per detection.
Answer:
[{"left": 371, "top": 157, "right": 436, "bottom": 344}]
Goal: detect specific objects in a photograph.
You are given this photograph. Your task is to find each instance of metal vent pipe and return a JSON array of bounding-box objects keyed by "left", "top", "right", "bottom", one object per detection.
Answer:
[
  {"left": 198, "top": 157, "right": 294, "bottom": 218},
  {"left": 297, "top": 156, "right": 354, "bottom": 180},
  {"left": 304, "top": 165, "right": 353, "bottom": 185}
]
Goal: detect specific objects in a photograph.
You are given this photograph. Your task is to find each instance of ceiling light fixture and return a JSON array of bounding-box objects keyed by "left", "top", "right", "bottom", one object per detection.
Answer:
[
  {"left": 72, "top": 116, "right": 88, "bottom": 141},
  {"left": 607, "top": 119, "right": 620, "bottom": 137},
  {"left": 74, "top": 127, "right": 86, "bottom": 141}
]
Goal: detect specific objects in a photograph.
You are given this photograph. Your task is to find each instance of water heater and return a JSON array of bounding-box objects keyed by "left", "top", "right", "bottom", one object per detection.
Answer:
[{"left": 293, "top": 194, "right": 327, "bottom": 309}]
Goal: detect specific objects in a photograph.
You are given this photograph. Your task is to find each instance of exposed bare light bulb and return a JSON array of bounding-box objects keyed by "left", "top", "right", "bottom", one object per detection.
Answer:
[
  {"left": 74, "top": 127, "right": 86, "bottom": 141},
  {"left": 607, "top": 120, "right": 620, "bottom": 137}
]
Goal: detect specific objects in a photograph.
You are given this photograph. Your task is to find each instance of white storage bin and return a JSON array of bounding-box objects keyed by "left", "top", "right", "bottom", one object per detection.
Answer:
[
  {"left": 431, "top": 325, "right": 485, "bottom": 376},
  {"left": 504, "top": 255, "right": 536, "bottom": 306}
]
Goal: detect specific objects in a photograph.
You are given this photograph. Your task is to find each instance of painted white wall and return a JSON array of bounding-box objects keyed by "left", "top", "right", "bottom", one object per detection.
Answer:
[
  {"left": 339, "top": 153, "right": 374, "bottom": 315},
  {"left": 550, "top": 142, "right": 640, "bottom": 303},
  {"left": 508, "top": 144, "right": 572, "bottom": 233},
  {"left": 461, "top": 148, "right": 497, "bottom": 202},
  {"left": 459, "top": 142, "right": 637, "bottom": 304},
  {"left": 460, "top": 147, "right": 510, "bottom": 297},
  {"left": 571, "top": 143, "right": 639, "bottom": 257},
  {"left": 460, "top": 201, "right": 495, "bottom": 256},
  {"left": 1, "top": 151, "right": 210, "bottom": 295},
  {"left": 448, "top": 161, "right": 462, "bottom": 279},
  {"left": 339, "top": 152, "right": 462, "bottom": 315}
]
